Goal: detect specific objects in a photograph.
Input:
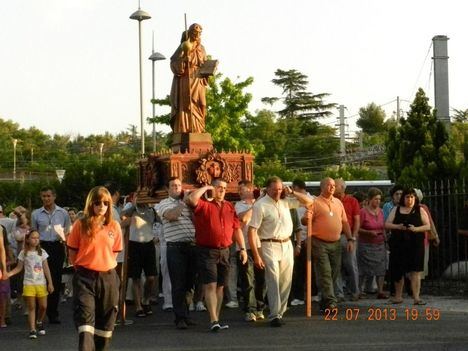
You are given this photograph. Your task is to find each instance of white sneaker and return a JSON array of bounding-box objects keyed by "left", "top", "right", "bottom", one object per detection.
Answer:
[
  {"left": 312, "top": 295, "right": 321, "bottom": 302},
  {"left": 244, "top": 312, "right": 257, "bottom": 322},
  {"left": 225, "top": 301, "right": 239, "bottom": 308},
  {"left": 291, "top": 299, "right": 305, "bottom": 306},
  {"left": 255, "top": 310, "right": 265, "bottom": 320},
  {"left": 162, "top": 303, "right": 173, "bottom": 311},
  {"left": 36, "top": 322, "right": 46, "bottom": 335},
  {"left": 196, "top": 301, "right": 207, "bottom": 312}
]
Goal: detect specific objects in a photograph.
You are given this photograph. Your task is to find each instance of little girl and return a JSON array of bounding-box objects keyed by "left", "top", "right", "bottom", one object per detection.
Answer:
[{"left": 8, "top": 230, "right": 54, "bottom": 339}]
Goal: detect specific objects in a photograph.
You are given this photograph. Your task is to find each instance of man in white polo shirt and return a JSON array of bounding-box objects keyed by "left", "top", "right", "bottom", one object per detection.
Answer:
[{"left": 248, "top": 176, "right": 313, "bottom": 327}]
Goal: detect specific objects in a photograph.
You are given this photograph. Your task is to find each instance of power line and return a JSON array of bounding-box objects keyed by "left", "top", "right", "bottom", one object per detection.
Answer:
[{"left": 410, "top": 41, "right": 433, "bottom": 100}]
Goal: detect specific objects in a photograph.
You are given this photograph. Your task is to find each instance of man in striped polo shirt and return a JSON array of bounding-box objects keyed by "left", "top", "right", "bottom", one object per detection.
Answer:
[{"left": 156, "top": 177, "right": 197, "bottom": 330}]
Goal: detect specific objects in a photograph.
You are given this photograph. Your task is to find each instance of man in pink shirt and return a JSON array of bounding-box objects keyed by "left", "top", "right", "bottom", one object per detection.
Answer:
[{"left": 302, "top": 177, "right": 354, "bottom": 311}]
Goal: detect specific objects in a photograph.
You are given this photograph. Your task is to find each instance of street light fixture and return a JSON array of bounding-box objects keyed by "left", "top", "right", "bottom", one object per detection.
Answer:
[
  {"left": 13, "top": 139, "right": 18, "bottom": 181},
  {"left": 148, "top": 32, "right": 166, "bottom": 153},
  {"left": 130, "top": 3, "right": 151, "bottom": 159}
]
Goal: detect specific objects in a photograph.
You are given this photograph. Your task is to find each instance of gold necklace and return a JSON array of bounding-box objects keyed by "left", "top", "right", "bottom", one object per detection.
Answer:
[{"left": 320, "top": 195, "right": 334, "bottom": 217}]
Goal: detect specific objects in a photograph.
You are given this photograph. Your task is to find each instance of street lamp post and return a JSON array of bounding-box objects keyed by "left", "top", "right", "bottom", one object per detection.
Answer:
[
  {"left": 148, "top": 32, "right": 166, "bottom": 153},
  {"left": 99, "top": 143, "right": 104, "bottom": 164},
  {"left": 13, "top": 139, "right": 18, "bottom": 181},
  {"left": 130, "top": 4, "right": 151, "bottom": 159}
]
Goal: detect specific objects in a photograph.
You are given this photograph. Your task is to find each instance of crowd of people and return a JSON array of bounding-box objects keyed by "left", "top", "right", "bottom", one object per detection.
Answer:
[{"left": 0, "top": 177, "right": 441, "bottom": 350}]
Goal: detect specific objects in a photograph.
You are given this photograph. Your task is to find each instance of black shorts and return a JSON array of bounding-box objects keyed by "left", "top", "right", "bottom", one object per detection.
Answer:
[
  {"left": 197, "top": 246, "right": 230, "bottom": 286},
  {"left": 128, "top": 241, "right": 157, "bottom": 280}
]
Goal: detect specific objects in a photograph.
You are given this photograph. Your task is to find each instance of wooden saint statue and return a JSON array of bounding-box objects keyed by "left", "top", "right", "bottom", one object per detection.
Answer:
[{"left": 170, "top": 23, "right": 217, "bottom": 134}]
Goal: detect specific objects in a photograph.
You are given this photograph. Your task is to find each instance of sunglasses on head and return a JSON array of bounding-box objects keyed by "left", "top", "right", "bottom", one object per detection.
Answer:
[{"left": 93, "top": 200, "right": 110, "bottom": 207}]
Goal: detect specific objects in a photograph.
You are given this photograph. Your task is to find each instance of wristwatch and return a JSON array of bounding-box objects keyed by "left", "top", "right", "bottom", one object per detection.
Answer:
[{"left": 347, "top": 237, "right": 356, "bottom": 242}]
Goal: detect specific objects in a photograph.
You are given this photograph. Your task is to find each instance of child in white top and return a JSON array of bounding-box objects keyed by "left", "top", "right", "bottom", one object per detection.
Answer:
[{"left": 8, "top": 230, "right": 54, "bottom": 339}]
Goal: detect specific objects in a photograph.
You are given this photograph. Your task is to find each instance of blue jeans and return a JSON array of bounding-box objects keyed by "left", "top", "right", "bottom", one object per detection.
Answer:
[{"left": 334, "top": 235, "right": 360, "bottom": 298}]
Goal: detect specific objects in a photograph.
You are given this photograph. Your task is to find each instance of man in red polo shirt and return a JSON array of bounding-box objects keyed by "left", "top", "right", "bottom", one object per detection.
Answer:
[
  {"left": 333, "top": 178, "right": 360, "bottom": 301},
  {"left": 187, "top": 179, "right": 247, "bottom": 332}
]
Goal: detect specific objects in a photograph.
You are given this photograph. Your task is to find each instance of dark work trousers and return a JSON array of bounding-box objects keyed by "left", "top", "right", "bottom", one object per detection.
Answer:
[
  {"left": 291, "top": 241, "right": 318, "bottom": 301},
  {"left": 166, "top": 242, "right": 197, "bottom": 323},
  {"left": 73, "top": 267, "right": 120, "bottom": 351},
  {"left": 237, "top": 250, "right": 266, "bottom": 313},
  {"left": 41, "top": 241, "right": 65, "bottom": 321}
]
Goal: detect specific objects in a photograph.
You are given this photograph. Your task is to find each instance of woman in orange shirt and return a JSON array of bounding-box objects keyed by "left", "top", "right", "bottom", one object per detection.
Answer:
[{"left": 67, "top": 186, "right": 122, "bottom": 351}]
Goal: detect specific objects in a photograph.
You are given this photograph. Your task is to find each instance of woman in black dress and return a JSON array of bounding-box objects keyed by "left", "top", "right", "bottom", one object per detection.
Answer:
[{"left": 385, "top": 188, "right": 430, "bottom": 305}]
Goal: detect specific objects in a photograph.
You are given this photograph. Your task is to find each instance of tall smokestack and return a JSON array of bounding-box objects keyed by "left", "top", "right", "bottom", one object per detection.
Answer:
[{"left": 432, "top": 35, "right": 450, "bottom": 127}]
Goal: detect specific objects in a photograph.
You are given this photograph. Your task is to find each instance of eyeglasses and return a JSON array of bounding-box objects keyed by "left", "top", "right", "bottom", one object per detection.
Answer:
[{"left": 93, "top": 200, "right": 110, "bottom": 207}]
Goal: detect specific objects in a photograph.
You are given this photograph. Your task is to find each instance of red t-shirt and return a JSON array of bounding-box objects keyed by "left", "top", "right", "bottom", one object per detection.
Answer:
[
  {"left": 193, "top": 199, "right": 240, "bottom": 248},
  {"left": 340, "top": 194, "right": 361, "bottom": 230}
]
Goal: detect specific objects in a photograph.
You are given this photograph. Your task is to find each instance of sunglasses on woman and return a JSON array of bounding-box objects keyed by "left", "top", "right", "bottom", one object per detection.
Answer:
[{"left": 93, "top": 200, "right": 110, "bottom": 207}]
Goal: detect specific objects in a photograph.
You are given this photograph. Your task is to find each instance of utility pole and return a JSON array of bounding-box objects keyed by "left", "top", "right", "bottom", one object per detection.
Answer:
[{"left": 336, "top": 105, "right": 347, "bottom": 163}]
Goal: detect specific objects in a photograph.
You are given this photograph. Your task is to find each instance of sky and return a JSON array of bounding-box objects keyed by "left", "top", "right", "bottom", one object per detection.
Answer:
[{"left": 1, "top": 0, "right": 467, "bottom": 139}]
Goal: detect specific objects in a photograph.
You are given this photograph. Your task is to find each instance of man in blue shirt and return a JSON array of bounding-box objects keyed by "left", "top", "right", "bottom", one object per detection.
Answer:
[{"left": 31, "top": 186, "right": 71, "bottom": 324}]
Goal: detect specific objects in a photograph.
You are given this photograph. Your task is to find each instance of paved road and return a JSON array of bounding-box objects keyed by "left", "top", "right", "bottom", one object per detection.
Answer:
[{"left": 2, "top": 296, "right": 468, "bottom": 350}]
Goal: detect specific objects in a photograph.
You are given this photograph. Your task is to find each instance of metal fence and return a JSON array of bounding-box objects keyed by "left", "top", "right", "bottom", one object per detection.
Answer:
[{"left": 421, "top": 179, "right": 468, "bottom": 295}]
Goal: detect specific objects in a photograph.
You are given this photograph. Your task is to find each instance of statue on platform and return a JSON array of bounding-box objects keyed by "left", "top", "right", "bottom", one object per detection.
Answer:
[{"left": 170, "top": 23, "right": 208, "bottom": 134}]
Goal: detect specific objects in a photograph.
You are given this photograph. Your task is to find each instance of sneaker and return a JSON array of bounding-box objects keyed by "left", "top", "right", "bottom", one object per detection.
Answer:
[
  {"left": 162, "top": 303, "right": 173, "bottom": 312},
  {"left": 36, "top": 322, "right": 46, "bottom": 335},
  {"left": 29, "top": 330, "right": 37, "bottom": 339},
  {"left": 225, "top": 301, "right": 239, "bottom": 309},
  {"left": 270, "top": 318, "right": 282, "bottom": 328},
  {"left": 142, "top": 304, "right": 153, "bottom": 315},
  {"left": 189, "top": 302, "right": 195, "bottom": 311},
  {"left": 254, "top": 311, "right": 265, "bottom": 320},
  {"left": 290, "top": 299, "right": 304, "bottom": 306},
  {"left": 135, "top": 309, "right": 146, "bottom": 318},
  {"left": 210, "top": 321, "right": 221, "bottom": 332},
  {"left": 219, "top": 322, "right": 229, "bottom": 330},
  {"left": 195, "top": 301, "right": 207, "bottom": 312},
  {"left": 244, "top": 312, "right": 257, "bottom": 322},
  {"left": 312, "top": 295, "right": 321, "bottom": 302}
]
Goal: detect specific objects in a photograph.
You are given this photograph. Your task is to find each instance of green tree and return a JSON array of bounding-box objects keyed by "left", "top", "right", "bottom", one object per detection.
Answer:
[
  {"left": 385, "top": 88, "right": 458, "bottom": 184},
  {"left": 323, "top": 164, "right": 380, "bottom": 180},
  {"left": 254, "top": 159, "right": 313, "bottom": 187},
  {"left": 262, "top": 69, "right": 336, "bottom": 120},
  {"left": 357, "top": 103, "right": 387, "bottom": 134},
  {"left": 206, "top": 74, "right": 255, "bottom": 152},
  {"left": 453, "top": 108, "right": 468, "bottom": 123},
  {"left": 243, "top": 109, "right": 286, "bottom": 162}
]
